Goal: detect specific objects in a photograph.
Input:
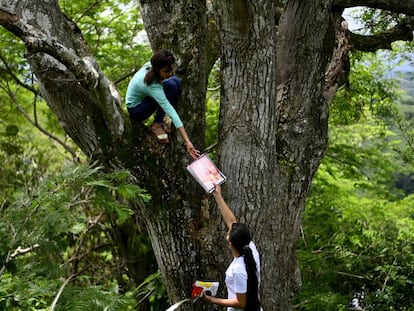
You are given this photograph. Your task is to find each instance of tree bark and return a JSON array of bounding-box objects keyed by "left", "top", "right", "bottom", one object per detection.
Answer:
[
  {"left": 136, "top": 0, "right": 225, "bottom": 305},
  {"left": 273, "top": 2, "right": 341, "bottom": 306},
  {"left": 210, "top": 0, "right": 340, "bottom": 309},
  {"left": 1, "top": 0, "right": 413, "bottom": 310}
]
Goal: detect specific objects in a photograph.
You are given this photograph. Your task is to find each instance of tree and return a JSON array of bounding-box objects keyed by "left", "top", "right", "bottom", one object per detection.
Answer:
[
  {"left": 0, "top": 0, "right": 413, "bottom": 310},
  {"left": 295, "top": 51, "right": 414, "bottom": 309}
]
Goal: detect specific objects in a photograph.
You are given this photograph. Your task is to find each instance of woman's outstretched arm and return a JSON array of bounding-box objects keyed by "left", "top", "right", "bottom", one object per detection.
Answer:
[{"left": 212, "top": 184, "right": 237, "bottom": 229}]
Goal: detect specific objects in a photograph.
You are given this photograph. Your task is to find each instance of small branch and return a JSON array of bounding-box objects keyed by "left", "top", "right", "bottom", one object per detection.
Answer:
[
  {"left": 49, "top": 274, "right": 76, "bottom": 311},
  {"left": 299, "top": 225, "right": 308, "bottom": 248},
  {"left": 333, "top": 271, "right": 366, "bottom": 279},
  {"left": 0, "top": 53, "right": 37, "bottom": 94},
  {"left": 381, "top": 257, "right": 398, "bottom": 292},
  {"left": 395, "top": 116, "right": 414, "bottom": 154},
  {"left": 0, "top": 203, "right": 40, "bottom": 278},
  {"left": 6, "top": 86, "right": 80, "bottom": 162},
  {"left": 114, "top": 69, "right": 137, "bottom": 85},
  {"left": 10, "top": 244, "right": 40, "bottom": 258},
  {"left": 207, "top": 85, "right": 220, "bottom": 92},
  {"left": 73, "top": 0, "right": 102, "bottom": 24},
  {"left": 203, "top": 142, "right": 218, "bottom": 154}
]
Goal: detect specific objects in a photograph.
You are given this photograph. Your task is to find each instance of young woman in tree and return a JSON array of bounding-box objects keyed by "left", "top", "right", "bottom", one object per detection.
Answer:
[
  {"left": 204, "top": 184, "right": 262, "bottom": 311},
  {"left": 125, "top": 50, "right": 199, "bottom": 159}
]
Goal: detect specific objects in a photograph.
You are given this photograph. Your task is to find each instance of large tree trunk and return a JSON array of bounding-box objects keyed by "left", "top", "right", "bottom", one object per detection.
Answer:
[
  {"left": 136, "top": 0, "right": 225, "bottom": 303},
  {"left": 2, "top": 0, "right": 412, "bottom": 310},
  {"left": 272, "top": 2, "right": 342, "bottom": 308},
  {"left": 211, "top": 1, "right": 340, "bottom": 309}
]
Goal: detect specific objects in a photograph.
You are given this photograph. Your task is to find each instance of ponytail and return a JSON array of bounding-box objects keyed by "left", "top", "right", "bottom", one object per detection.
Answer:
[
  {"left": 229, "top": 223, "right": 261, "bottom": 311},
  {"left": 243, "top": 246, "right": 261, "bottom": 311},
  {"left": 144, "top": 67, "right": 157, "bottom": 85}
]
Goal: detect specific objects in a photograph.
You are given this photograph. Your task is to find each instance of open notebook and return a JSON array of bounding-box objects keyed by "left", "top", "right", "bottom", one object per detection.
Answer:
[{"left": 186, "top": 154, "right": 226, "bottom": 193}]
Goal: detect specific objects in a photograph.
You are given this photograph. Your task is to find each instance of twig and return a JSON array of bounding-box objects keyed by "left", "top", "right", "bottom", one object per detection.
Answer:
[
  {"left": 381, "top": 257, "right": 397, "bottom": 292},
  {"left": 0, "top": 53, "right": 37, "bottom": 94},
  {"left": 203, "top": 142, "right": 218, "bottom": 154},
  {"left": 333, "top": 271, "right": 366, "bottom": 279},
  {"left": 49, "top": 274, "right": 76, "bottom": 311},
  {"left": 10, "top": 244, "right": 40, "bottom": 258},
  {"left": 114, "top": 69, "right": 137, "bottom": 85},
  {"left": 6, "top": 86, "right": 80, "bottom": 162}
]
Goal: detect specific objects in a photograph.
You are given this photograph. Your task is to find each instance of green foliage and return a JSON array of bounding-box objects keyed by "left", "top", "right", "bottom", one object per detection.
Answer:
[
  {"left": 134, "top": 271, "right": 168, "bottom": 311},
  {"left": 58, "top": 285, "right": 135, "bottom": 311},
  {"left": 399, "top": 74, "right": 414, "bottom": 102},
  {"left": 0, "top": 121, "right": 63, "bottom": 205},
  {"left": 2, "top": 2, "right": 413, "bottom": 310},
  {"left": 58, "top": 0, "right": 152, "bottom": 93},
  {"left": 353, "top": 7, "right": 406, "bottom": 35},
  {"left": 205, "top": 61, "right": 220, "bottom": 153},
  {"left": 0, "top": 162, "right": 157, "bottom": 310},
  {"left": 295, "top": 51, "right": 414, "bottom": 310},
  {"left": 0, "top": 26, "right": 77, "bottom": 169},
  {"left": 395, "top": 71, "right": 414, "bottom": 165},
  {"left": 0, "top": 2, "right": 164, "bottom": 309},
  {"left": 330, "top": 51, "right": 401, "bottom": 126}
]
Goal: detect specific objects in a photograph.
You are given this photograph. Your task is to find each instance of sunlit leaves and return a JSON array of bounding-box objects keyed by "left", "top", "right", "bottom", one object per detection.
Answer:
[
  {"left": 59, "top": 0, "right": 151, "bottom": 85},
  {"left": 331, "top": 51, "right": 401, "bottom": 126},
  {"left": 297, "top": 48, "right": 414, "bottom": 309},
  {"left": 351, "top": 7, "right": 406, "bottom": 35}
]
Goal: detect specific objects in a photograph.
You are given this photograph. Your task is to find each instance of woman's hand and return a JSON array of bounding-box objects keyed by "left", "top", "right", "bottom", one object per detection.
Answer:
[
  {"left": 177, "top": 127, "right": 200, "bottom": 159},
  {"left": 186, "top": 141, "right": 200, "bottom": 159},
  {"left": 203, "top": 293, "right": 215, "bottom": 303},
  {"left": 212, "top": 184, "right": 222, "bottom": 197},
  {"left": 203, "top": 293, "right": 246, "bottom": 308}
]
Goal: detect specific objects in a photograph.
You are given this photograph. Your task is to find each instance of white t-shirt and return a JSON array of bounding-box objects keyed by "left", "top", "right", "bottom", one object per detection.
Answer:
[{"left": 225, "top": 241, "right": 261, "bottom": 311}]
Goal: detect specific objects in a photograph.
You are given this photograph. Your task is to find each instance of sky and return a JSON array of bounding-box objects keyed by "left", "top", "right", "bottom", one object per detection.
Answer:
[{"left": 343, "top": 7, "right": 414, "bottom": 74}]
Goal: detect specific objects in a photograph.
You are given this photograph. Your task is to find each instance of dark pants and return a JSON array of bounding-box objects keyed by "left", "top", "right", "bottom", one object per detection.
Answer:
[{"left": 128, "top": 76, "right": 181, "bottom": 123}]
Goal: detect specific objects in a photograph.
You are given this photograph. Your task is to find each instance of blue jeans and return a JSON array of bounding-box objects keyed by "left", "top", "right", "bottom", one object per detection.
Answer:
[{"left": 128, "top": 76, "right": 181, "bottom": 123}]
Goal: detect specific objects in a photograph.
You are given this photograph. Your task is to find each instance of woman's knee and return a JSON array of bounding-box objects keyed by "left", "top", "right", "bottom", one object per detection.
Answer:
[{"left": 163, "top": 76, "right": 181, "bottom": 92}]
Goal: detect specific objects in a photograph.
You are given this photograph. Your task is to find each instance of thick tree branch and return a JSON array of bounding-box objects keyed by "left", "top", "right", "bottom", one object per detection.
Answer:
[
  {"left": 25, "top": 36, "right": 101, "bottom": 88},
  {"left": 325, "top": 20, "right": 351, "bottom": 103},
  {"left": 1, "top": 8, "right": 99, "bottom": 89},
  {"left": 334, "top": 0, "right": 414, "bottom": 15},
  {"left": 1, "top": 4, "right": 125, "bottom": 150},
  {"left": 350, "top": 17, "right": 414, "bottom": 51}
]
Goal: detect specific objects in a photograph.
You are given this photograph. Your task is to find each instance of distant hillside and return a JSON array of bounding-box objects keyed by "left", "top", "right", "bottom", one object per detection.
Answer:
[
  {"left": 399, "top": 74, "right": 414, "bottom": 99},
  {"left": 397, "top": 71, "right": 414, "bottom": 107}
]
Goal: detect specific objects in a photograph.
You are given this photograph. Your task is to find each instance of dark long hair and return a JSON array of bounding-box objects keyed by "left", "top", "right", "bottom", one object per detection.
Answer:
[
  {"left": 229, "top": 223, "right": 261, "bottom": 311},
  {"left": 144, "top": 50, "right": 175, "bottom": 85}
]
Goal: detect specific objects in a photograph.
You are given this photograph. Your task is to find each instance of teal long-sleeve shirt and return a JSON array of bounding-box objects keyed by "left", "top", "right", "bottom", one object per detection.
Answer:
[{"left": 125, "top": 62, "right": 184, "bottom": 128}]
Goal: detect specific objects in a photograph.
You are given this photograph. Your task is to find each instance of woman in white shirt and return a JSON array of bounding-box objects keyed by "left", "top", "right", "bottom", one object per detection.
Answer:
[{"left": 204, "top": 185, "right": 261, "bottom": 311}]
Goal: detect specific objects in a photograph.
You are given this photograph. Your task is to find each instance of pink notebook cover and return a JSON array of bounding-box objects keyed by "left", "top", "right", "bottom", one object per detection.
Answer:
[{"left": 186, "top": 154, "right": 226, "bottom": 192}]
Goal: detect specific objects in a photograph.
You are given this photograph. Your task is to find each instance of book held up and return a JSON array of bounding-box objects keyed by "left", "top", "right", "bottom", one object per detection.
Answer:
[{"left": 186, "top": 154, "right": 226, "bottom": 193}]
